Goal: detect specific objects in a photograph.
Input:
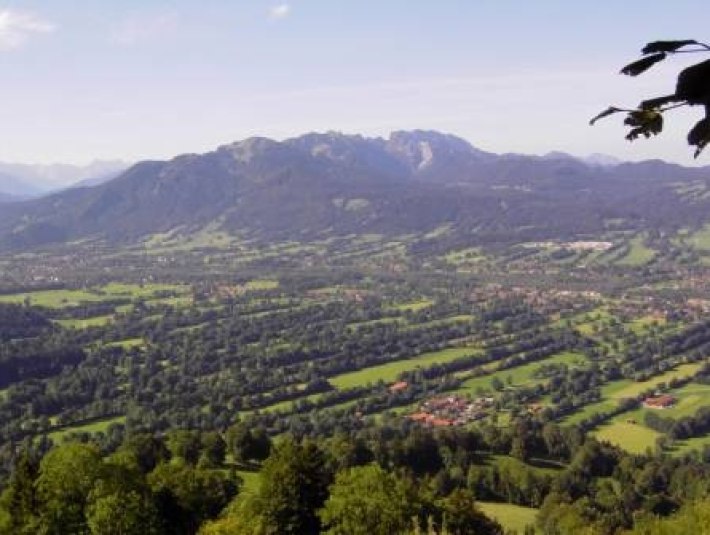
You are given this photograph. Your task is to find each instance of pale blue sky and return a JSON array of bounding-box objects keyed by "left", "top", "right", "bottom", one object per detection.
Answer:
[{"left": 1, "top": 1, "right": 708, "bottom": 164}]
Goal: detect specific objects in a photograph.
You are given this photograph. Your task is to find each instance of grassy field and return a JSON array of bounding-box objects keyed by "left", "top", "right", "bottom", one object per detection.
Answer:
[
  {"left": 48, "top": 415, "right": 126, "bottom": 443},
  {"left": 616, "top": 235, "right": 656, "bottom": 266},
  {"left": 659, "top": 382, "right": 710, "bottom": 417},
  {"left": 346, "top": 317, "right": 403, "bottom": 330},
  {"left": 244, "top": 279, "right": 279, "bottom": 291},
  {"left": 627, "top": 315, "right": 666, "bottom": 334},
  {"left": 55, "top": 315, "right": 114, "bottom": 329},
  {"left": 456, "top": 351, "right": 587, "bottom": 395},
  {"left": 670, "top": 434, "right": 710, "bottom": 456},
  {"left": 0, "top": 282, "right": 188, "bottom": 308},
  {"left": 567, "top": 306, "right": 613, "bottom": 337},
  {"left": 442, "top": 247, "right": 485, "bottom": 265},
  {"left": 143, "top": 227, "right": 236, "bottom": 252},
  {"left": 393, "top": 299, "right": 434, "bottom": 312},
  {"left": 329, "top": 346, "right": 481, "bottom": 389},
  {"left": 235, "top": 469, "right": 260, "bottom": 495},
  {"left": 477, "top": 501, "right": 538, "bottom": 533},
  {"left": 145, "top": 295, "right": 194, "bottom": 307},
  {"left": 105, "top": 338, "right": 146, "bottom": 349},
  {"left": 100, "top": 282, "right": 188, "bottom": 297},
  {"left": 0, "top": 288, "right": 109, "bottom": 308},
  {"left": 563, "top": 363, "right": 705, "bottom": 425},
  {"left": 592, "top": 419, "right": 662, "bottom": 455},
  {"left": 607, "top": 381, "right": 710, "bottom": 428},
  {"left": 403, "top": 314, "right": 474, "bottom": 331},
  {"left": 687, "top": 224, "right": 710, "bottom": 251},
  {"left": 606, "top": 363, "right": 703, "bottom": 400},
  {"left": 563, "top": 398, "right": 619, "bottom": 425}
]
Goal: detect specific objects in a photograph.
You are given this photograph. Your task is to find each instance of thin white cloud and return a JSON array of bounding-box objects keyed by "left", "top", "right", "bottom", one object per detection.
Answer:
[
  {"left": 110, "top": 12, "right": 178, "bottom": 46},
  {"left": 0, "top": 9, "right": 55, "bottom": 51},
  {"left": 269, "top": 4, "right": 291, "bottom": 19}
]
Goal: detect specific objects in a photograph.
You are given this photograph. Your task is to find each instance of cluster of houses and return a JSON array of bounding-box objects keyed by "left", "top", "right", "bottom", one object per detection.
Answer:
[
  {"left": 522, "top": 240, "right": 613, "bottom": 252},
  {"left": 408, "top": 394, "right": 494, "bottom": 427}
]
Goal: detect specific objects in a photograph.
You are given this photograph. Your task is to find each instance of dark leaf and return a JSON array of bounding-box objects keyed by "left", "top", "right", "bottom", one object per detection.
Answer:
[
  {"left": 620, "top": 53, "right": 667, "bottom": 76},
  {"left": 642, "top": 40, "right": 698, "bottom": 55},
  {"left": 675, "top": 59, "right": 710, "bottom": 104},
  {"left": 589, "top": 106, "right": 624, "bottom": 125},
  {"left": 626, "top": 127, "right": 646, "bottom": 141},
  {"left": 688, "top": 117, "right": 710, "bottom": 158},
  {"left": 624, "top": 110, "right": 663, "bottom": 141},
  {"left": 640, "top": 95, "right": 677, "bottom": 110}
]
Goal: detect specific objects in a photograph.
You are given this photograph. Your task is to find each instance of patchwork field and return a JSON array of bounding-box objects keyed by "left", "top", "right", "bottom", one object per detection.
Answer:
[{"left": 2, "top": 235, "right": 710, "bottom": 466}]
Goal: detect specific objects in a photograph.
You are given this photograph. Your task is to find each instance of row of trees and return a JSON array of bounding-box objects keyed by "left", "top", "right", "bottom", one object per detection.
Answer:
[{"left": 4, "top": 411, "right": 710, "bottom": 534}]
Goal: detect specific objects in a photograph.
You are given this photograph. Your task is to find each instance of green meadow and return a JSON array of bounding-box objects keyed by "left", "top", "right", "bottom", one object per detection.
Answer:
[
  {"left": 592, "top": 419, "right": 662, "bottom": 455},
  {"left": 329, "top": 346, "right": 481, "bottom": 389},
  {"left": 477, "top": 501, "right": 539, "bottom": 533},
  {"left": 457, "top": 351, "right": 587, "bottom": 395},
  {"left": 393, "top": 299, "right": 434, "bottom": 312},
  {"left": 55, "top": 315, "right": 114, "bottom": 329},
  {"left": 615, "top": 235, "right": 656, "bottom": 266},
  {"left": 47, "top": 415, "right": 126, "bottom": 443},
  {"left": 0, "top": 282, "right": 188, "bottom": 309}
]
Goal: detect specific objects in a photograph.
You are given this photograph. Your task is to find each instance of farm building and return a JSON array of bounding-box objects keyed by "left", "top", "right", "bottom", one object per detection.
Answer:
[
  {"left": 642, "top": 394, "right": 676, "bottom": 409},
  {"left": 389, "top": 381, "right": 408, "bottom": 392}
]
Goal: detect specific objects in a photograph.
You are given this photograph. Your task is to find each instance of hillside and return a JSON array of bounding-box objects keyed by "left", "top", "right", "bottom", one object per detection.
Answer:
[{"left": 1, "top": 131, "right": 710, "bottom": 250}]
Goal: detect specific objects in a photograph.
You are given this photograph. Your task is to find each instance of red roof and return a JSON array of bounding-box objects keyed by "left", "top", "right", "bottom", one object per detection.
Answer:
[
  {"left": 389, "top": 381, "right": 408, "bottom": 392},
  {"left": 643, "top": 394, "right": 675, "bottom": 408},
  {"left": 430, "top": 418, "right": 453, "bottom": 427}
]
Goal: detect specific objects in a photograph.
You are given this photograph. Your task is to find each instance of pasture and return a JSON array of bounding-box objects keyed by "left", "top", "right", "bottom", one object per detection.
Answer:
[
  {"left": 0, "top": 282, "right": 188, "bottom": 309},
  {"left": 457, "top": 351, "right": 587, "bottom": 395},
  {"left": 592, "top": 419, "right": 662, "bottom": 455},
  {"left": 48, "top": 415, "right": 126, "bottom": 443},
  {"left": 393, "top": 299, "right": 434, "bottom": 312},
  {"left": 477, "top": 501, "right": 539, "bottom": 533},
  {"left": 615, "top": 235, "right": 656, "bottom": 266},
  {"left": 605, "top": 363, "right": 704, "bottom": 400},
  {"left": 329, "top": 346, "right": 481, "bottom": 389},
  {"left": 563, "top": 363, "right": 706, "bottom": 425},
  {"left": 687, "top": 224, "right": 710, "bottom": 251},
  {"left": 105, "top": 338, "right": 146, "bottom": 350},
  {"left": 55, "top": 315, "right": 113, "bottom": 329}
]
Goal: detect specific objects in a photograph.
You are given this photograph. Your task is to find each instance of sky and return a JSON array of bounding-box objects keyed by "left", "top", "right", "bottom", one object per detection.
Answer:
[{"left": 0, "top": 0, "right": 708, "bottom": 166}]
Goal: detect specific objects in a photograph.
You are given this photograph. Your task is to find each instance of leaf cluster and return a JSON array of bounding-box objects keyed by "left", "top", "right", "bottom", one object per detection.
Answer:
[{"left": 591, "top": 39, "right": 710, "bottom": 158}]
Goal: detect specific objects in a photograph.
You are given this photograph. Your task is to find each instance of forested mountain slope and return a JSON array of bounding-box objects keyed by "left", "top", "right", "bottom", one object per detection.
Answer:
[{"left": 1, "top": 131, "right": 710, "bottom": 250}]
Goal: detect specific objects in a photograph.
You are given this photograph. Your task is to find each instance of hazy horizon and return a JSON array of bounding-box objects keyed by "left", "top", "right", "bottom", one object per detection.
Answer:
[{"left": 2, "top": 1, "right": 708, "bottom": 165}]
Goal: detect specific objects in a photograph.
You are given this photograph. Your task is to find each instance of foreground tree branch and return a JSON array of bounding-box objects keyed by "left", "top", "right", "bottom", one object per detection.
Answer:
[{"left": 590, "top": 39, "right": 710, "bottom": 158}]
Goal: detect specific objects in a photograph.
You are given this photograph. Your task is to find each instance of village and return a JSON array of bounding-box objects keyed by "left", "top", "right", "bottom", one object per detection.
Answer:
[{"left": 407, "top": 393, "right": 495, "bottom": 427}]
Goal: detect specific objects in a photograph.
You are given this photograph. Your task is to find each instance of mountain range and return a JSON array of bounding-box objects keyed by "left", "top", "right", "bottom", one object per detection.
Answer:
[{"left": 1, "top": 131, "right": 709, "bottom": 250}]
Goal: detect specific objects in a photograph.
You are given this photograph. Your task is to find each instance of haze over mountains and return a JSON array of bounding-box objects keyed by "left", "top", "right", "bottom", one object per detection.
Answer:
[
  {"left": 1, "top": 130, "right": 709, "bottom": 250},
  {"left": 0, "top": 160, "right": 129, "bottom": 200}
]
